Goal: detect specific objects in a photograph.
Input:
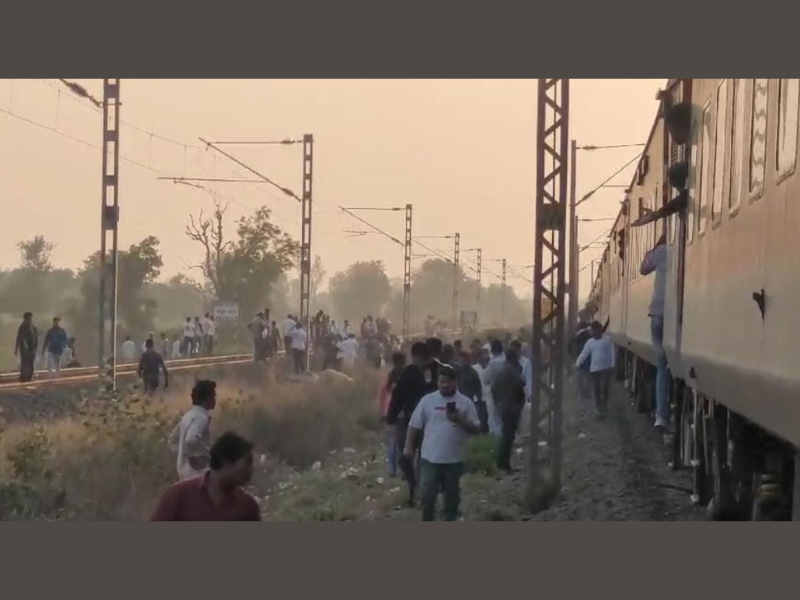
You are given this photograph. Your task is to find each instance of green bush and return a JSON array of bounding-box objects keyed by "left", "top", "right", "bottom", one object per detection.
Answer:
[{"left": 464, "top": 434, "right": 497, "bottom": 476}]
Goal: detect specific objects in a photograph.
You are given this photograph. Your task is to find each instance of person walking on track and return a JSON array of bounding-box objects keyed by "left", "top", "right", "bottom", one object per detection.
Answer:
[
  {"left": 138, "top": 338, "right": 169, "bottom": 396},
  {"left": 15, "top": 312, "right": 38, "bottom": 383},
  {"left": 42, "top": 316, "right": 68, "bottom": 378},
  {"left": 404, "top": 364, "right": 481, "bottom": 521},
  {"left": 575, "top": 321, "right": 616, "bottom": 419},
  {"left": 151, "top": 431, "right": 261, "bottom": 521}
]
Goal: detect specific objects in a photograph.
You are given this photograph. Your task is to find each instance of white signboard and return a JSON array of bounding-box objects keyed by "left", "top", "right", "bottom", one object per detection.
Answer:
[
  {"left": 460, "top": 311, "right": 478, "bottom": 327},
  {"left": 214, "top": 302, "right": 239, "bottom": 321}
]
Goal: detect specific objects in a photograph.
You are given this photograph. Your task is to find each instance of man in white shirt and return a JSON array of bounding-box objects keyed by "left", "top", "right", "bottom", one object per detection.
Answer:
[
  {"left": 201, "top": 313, "right": 213, "bottom": 355},
  {"left": 471, "top": 347, "right": 491, "bottom": 433},
  {"left": 289, "top": 321, "right": 308, "bottom": 374},
  {"left": 575, "top": 321, "right": 616, "bottom": 419},
  {"left": 640, "top": 234, "right": 670, "bottom": 430},
  {"left": 282, "top": 314, "right": 297, "bottom": 352},
  {"left": 205, "top": 315, "right": 217, "bottom": 356},
  {"left": 405, "top": 364, "right": 481, "bottom": 521},
  {"left": 336, "top": 333, "right": 360, "bottom": 370},
  {"left": 182, "top": 317, "right": 195, "bottom": 357},
  {"left": 168, "top": 380, "right": 217, "bottom": 481},
  {"left": 171, "top": 338, "right": 182, "bottom": 359},
  {"left": 121, "top": 335, "right": 136, "bottom": 363}
]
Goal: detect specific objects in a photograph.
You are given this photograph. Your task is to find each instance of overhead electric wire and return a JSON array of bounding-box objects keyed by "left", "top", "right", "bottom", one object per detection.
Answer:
[{"left": 576, "top": 152, "right": 643, "bottom": 207}]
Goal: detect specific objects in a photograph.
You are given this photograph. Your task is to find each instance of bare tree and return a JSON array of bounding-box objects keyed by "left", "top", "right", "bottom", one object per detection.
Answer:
[{"left": 185, "top": 199, "right": 231, "bottom": 296}]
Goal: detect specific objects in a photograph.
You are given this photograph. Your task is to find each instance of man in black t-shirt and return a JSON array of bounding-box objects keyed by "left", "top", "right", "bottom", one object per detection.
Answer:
[
  {"left": 138, "top": 338, "right": 169, "bottom": 395},
  {"left": 387, "top": 341, "right": 431, "bottom": 506}
]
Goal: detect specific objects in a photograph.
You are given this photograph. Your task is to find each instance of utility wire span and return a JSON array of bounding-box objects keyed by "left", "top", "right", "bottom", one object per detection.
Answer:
[
  {"left": 339, "top": 207, "right": 404, "bottom": 247},
  {"left": 200, "top": 138, "right": 301, "bottom": 202},
  {"left": 580, "top": 226, "right": 614, "bottom": 252},
  {"left": 576, "top": 152, "right": 642, "bottom": 208}
]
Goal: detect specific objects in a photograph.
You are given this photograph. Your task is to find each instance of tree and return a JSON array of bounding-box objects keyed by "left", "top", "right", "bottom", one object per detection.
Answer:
[
  {"left": 186, "top": 201, "right": 300, "bottom": 320},
  {"left": 329, "top": 260, "right": 392, "bottom": 322},
  {"left": 18, "top": 235, "right": 54, "bottom": 272},
  {"left": 67, "top": 236, "right": 165, "bottom": 350},
  {"left": 0, "top": 236, "right": 59, "bottom": 316}
]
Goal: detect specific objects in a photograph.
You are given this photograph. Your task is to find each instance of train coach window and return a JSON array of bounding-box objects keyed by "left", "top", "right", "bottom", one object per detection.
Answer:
[
  {"left": 776, "top": 78, "right": 799, "bottom": 180},
  {"left": 749, "top": 79, "right": 768, "bottom": 199},
  {"left": 698, "top": 102, "right": 712, "bottom": 235},
  {"left": 729, "top": 79, "right": 748, "bottom": 214},
  {"left": 711, "top": 80, "right": 728, "bottom": 224}
]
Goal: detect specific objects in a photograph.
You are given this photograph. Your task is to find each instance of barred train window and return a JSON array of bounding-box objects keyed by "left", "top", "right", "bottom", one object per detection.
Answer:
[
  {"left": 711, "top": 80, "right": 728, "bottom": 222},
  {"left": 698, "top": 102, "right": 712, "bottom": 235},
  {"left": 749, "top": 79, "right": 768, "bottom": 197},
  {"left": 687, "top": 109, "right": 701, "bottom": 243},
  {"left": 777, "top": 79, "right": 799, "bottom": 177},
  {"left": 729, "top": 79, "right": 747, "bottom": 212}
]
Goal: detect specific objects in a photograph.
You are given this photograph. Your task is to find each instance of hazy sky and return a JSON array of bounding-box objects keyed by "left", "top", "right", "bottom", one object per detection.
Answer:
[{"left": 0, "top": 79, "right": 664, "bottom": 299}]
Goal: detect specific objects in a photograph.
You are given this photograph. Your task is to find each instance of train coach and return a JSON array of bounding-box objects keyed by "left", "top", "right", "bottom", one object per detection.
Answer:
[{"left": 589, "top": 78, "right": 800, "bottom": 521}]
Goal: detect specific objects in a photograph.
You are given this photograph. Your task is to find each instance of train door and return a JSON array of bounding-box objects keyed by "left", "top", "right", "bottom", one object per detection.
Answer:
[{"left": 663, "top": 80, "right": 691, "bottom": 375}]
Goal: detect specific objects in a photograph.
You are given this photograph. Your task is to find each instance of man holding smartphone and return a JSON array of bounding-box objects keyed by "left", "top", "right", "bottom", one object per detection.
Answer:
[{"left": 404, "top": 364, "right": 481, "bottom": 521}]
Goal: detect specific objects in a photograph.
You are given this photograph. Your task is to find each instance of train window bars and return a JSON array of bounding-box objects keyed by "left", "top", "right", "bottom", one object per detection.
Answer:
[
  {"left": 711, "top": 79, "right": 729, "bottom": 225},
  {"left": 729, "top": 79, "right": 748, "bottom": 215},
  {"left": 749, "top": 79, "right": 768, "bottom": 201},
  {"left": 776, "top": 78, "right": 799, "bottom": 183},
  {"left": 697, "top": 101, "right": 713, "bottom": 236}
]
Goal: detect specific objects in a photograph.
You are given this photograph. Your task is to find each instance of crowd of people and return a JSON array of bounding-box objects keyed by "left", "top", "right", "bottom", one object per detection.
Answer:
[
  {"left": 377, "top": 334, "right": 533, "bottom": 521},
  {"left": 246, "top": 308, "right": 402, "bottom": 375},
  {"left": 148, "top": 328, "right": 537, "bottom": 521},
  {"left": 13, "top": 313, "right": 79, "bottom": 381}
]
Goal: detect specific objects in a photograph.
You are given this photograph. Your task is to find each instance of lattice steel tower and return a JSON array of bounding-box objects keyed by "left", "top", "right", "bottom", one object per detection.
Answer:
[{"left": 527, "top": 78, "right": 570, "bottom": 511}]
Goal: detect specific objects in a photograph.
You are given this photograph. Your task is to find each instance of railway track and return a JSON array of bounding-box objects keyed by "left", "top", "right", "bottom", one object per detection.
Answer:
[
  {"left": 0, "top": 328, "right": 457, "bottom": 394},
  {"left": 0, "top": 353, "right": 256, "bottom": 392}
]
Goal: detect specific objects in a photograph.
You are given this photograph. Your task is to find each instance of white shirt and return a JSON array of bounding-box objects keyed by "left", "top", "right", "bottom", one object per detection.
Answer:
[
  {"left": 206, "top": 320, "right": 216, "bottom": 337},
  {"left": 168, "top": 405, "right": 211, "bottom": 481},
  {"left": 282, "top": 318, "right": 296, "bottom": 336},
  {"left": 121, "top": 340, "right": 136, "bottom": 361},
  {"left": 472, "top": 363, "right": 489, "bottom": 401},
  {"left": 182, "top": 322, "right": 195, "bottom": 338},
  {"left": 289, "top": 327, "right": 308, "bottom": 351},
  {"left": 641, "top": 243, "right": 667, "bottom": 317},
  {"left": 408, "top": 391, "right": 480, "bottom": 464},
  {"left": 519, "top": 355, "right": 533, "bottom": 399},
  {"left": 575, "top": 335, "right": 616, "bottom": 372},
  {"left": 337, "top": 338, "right": 359, "bottom": 365},
  {"left": 171, "top": 340, "right": 182, "bottom": 358}
]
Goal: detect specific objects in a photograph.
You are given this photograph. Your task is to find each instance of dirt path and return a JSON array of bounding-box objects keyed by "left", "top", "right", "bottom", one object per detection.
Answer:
[{"left": 254, "top": 377, "right": 705, "bottom": 521}]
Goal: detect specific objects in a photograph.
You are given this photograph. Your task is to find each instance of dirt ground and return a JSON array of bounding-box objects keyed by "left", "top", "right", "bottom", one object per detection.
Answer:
[{"left": 250, "top": 376, "right": 706, "bottom": 521}]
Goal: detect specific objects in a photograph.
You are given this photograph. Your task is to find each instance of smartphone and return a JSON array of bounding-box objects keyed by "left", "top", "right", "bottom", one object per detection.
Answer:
[{"left": 446, "top": 401, "right": 456, "bottom": 414}]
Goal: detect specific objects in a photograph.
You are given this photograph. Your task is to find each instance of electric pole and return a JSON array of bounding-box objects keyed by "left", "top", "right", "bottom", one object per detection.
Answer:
[
  {"left": 476, "top": 249, "right": 482, "bottom": 330},
  {"left": 403, "top": 204, "right": 413, "bottom": 339},
  {"left": 453, "top": 233, "right": 460, "bottom": 329},
  {"left": 299, "top": 134, "right": 314, "bottom": 367},
  {"left": 501, "top": 258, "right": 507, "bottom": 328},
  {"left": 529, "top": 78, "right": 569, "bottom": 512},
  {"left": 568, "top": 139, "right": 578, "bottom": 335},
  {"left": 98, "top": 79, "right": 121, "bottom": 389}
]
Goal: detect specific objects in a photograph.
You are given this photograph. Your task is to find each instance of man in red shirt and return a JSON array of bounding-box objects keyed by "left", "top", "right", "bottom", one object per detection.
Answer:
[{"left": 150, "top": 431, "right": 261, "bottom": 521}]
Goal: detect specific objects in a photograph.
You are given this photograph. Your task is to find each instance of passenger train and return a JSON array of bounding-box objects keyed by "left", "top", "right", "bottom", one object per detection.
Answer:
[{"left": 588, "top": 79, "right": 800, "bottom": 520}]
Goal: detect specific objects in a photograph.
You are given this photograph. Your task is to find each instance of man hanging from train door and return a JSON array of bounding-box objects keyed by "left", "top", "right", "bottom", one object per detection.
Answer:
[{"left": 640, "top": 233, "right": 670, "bottom": 431}]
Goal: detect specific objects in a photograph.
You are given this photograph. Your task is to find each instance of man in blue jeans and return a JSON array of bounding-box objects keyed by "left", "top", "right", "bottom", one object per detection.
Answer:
[{"left": 640, "top": 234, "right": 669, "bottom": 431}]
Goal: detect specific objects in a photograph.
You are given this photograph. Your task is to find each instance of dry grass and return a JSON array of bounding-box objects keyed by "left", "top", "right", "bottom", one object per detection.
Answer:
[{"left": 0, "top": 367, "right": 384, "bottom": 521}]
